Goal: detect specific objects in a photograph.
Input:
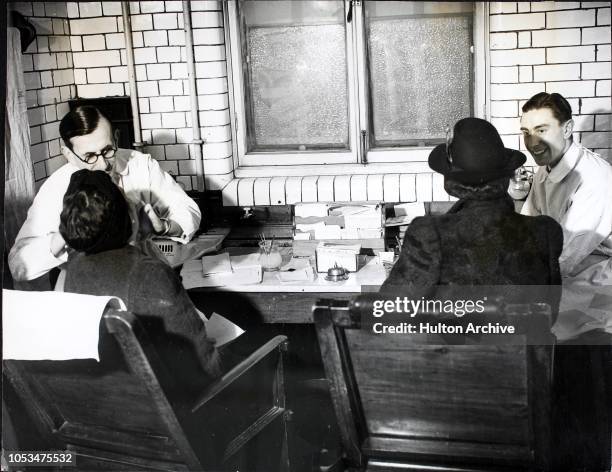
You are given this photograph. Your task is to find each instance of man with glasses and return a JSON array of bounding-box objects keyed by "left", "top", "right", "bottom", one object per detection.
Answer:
[{"left": 9, "top": 105, "right": 201, "bottom": 282}]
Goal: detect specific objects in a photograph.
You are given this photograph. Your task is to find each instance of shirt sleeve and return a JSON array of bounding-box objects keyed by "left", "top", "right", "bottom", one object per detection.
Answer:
[
  {"left": 558, "top": 182, "right": 612, "bottom": 276},
  {"left": 520, "top": 178, "right": 541, "bottom": 217},
  {"left": 8, "top": 171, "right": 70, "bottom": 281},
  {"left": 133, "top": 153, "right": 202, "bottom": 243}
]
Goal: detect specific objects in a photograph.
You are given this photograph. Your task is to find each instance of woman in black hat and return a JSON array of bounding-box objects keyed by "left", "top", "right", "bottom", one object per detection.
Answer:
[{"left": 381, "top": 118, "right": 563, "bottom": 309}]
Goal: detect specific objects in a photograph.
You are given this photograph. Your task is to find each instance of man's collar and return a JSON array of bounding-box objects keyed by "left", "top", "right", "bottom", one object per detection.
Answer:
[
  {"left": 113, "top": 148, "right": 131, "bottom": 176},
  {"left": 537, "top": 142, "right": 581, "bottom": 184}
]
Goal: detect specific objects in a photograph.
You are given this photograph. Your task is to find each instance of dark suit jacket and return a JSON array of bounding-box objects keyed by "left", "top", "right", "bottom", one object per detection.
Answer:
[{"left": 381, "top": 196, "right": 563, "bottom": 314}]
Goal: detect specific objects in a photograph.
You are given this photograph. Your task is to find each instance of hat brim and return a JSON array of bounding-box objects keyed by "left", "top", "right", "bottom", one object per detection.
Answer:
[{"left": 428, "top": 144, "right": 526, "bottom": 185}]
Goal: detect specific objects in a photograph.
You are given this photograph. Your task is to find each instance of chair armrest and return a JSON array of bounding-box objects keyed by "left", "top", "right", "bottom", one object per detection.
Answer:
[{"left": 191, "top": 335, "right": 288, "bottom": 413}]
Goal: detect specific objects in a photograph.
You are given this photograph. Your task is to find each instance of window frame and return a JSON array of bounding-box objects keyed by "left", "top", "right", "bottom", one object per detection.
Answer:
[{"left": 225, "top": 1, "right": 489, "bottom": 176}]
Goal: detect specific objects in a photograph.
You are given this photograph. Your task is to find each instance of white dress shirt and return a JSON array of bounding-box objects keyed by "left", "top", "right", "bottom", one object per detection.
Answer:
[
  {"left": 9, "top": 149, "right": 201, "bottom": 281},
  {"left": 521, "top": 142, "right": 612, "bottom": 276}
]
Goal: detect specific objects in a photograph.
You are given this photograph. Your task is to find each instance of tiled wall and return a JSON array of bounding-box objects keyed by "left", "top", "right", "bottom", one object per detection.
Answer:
[
  {"left": 11, "top": 2, "right": 76, "bottom": 190},
  {"left": 489, "top": 1, "right": 611, "bottom": 164}
]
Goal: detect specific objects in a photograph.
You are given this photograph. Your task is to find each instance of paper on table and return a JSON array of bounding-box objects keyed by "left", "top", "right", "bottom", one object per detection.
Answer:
[
  {"left": 231, "top": 253, "right": 262, "bottom": 269},
  {"left": 394, "top": 202, "right": 426, "bottom": 218},
  {"left": 314, "top": 225, "right": 342, "bottom": 240},
  {"left": 295, "top": 222, "right": 326, "bottom": 232},
  {"left": 202, "top": 253, "right": 232, "bottom": 275},
  {"left": 294, "top": 232, "right": 311, "bottom": 240},
  {"left": 294, "top": 203, "right": 329, "bottom": 218},
  {"left": 3, "top": 289, "right": 126, "bottom": 361},
  {"left": 196, "top": 309, "right": 244, "bottom": 347}
]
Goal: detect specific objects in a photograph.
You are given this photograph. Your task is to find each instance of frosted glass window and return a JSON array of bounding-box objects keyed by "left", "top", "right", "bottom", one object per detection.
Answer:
[
  {"left": 240, "top": 1, "right": 349, "bottom": 152},
  {"left": 366, "top": 2, "right": 474, "bottom": 147}
]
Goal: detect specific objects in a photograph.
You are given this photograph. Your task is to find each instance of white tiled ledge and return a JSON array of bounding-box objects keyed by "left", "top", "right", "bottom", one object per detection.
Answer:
[{"left": 221, "top": 172, "right": 456, "bottom": 207}]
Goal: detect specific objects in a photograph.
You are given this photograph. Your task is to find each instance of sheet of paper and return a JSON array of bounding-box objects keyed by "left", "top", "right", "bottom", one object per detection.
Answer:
[
  {"left": 344, "top": 213, "right": 382, "bottom": 229},
  {"left": 202, "top": 253, "right": 232, "bottom": 275},
  {"left": 293, "top": 232, "right": 311, "bottom": 240},
  {"left": 3, "top": 289, "right": 126, "bottom": 361},
  {"left": 358, "top": 228, "right": 383, "bottom": 239},
  {"left": 231, "top": 253, "right": 262, "bottom": 269},
  {"left": 295, "top": 222, "right": 326, "bottom": 232},
  {"left": 294, "top": 203, "right": 329, "bottom": 218},
  {"left": 196, "top": 309, "right": 244, "bottom": 347},
  {"left": 340, "top": 228, "right": 359, "bottom": 239},
  {"left": 314, "top": 225, "right": 342, "bottom": 240},
  {"left": 394, "top": 202, "right": 426, "bottom": 219}
]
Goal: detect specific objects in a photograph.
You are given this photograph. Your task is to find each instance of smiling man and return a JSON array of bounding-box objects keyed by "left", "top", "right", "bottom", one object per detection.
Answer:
[
  {"left": 520, "top": 92, "right": 612, "bottom": 279},
  {"left": 9, "top": 106, "right": 201, "bottom": 281}
]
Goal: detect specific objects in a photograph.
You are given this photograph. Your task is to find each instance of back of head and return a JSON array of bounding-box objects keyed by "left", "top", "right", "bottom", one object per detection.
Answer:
[
  {"left": 59, "top": 105, "right": 109, "bottom": 149},
  {"left": 522, "top": 92, "right": 572, "bottom": 124},
  {"left": 60, "top": 170, "right": 132, "bottom": 254}
]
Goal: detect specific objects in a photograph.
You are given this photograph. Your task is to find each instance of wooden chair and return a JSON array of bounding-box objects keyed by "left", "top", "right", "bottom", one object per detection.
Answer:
[
  {"left": 4, "top": 304, "right": 290, "bottom": 471},
  {"left": 313, "top": 294, "right": 554, "bottom": 472}
]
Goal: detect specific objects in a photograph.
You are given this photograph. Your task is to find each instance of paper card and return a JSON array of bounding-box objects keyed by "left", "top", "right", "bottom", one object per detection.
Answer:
[
  {"left": 378, "top": 251, "right": 396, "bottom": 264},
  {"left": 197, "top": 309, "right": 244, "bottom": 347},
  {"left": 394, "top": 202, "right": 426, "bottom": 218},
  {"left": 294, "top": 203, "right": 329, "bottom": 218},
  {"left": 314, "top": 225, "right": 342, "bottom": 240},
  {"left": 202, "top": 253, "right": 232, "bottom": 275},
  {"left": 231, "top": 253, "right": 262, "bottom": 269},
  {"left": 340, "top": 228, "right": 360, "bottom": 239},
  {"left": 294, "top": 232, "right": 311, "bottom": 240},
  {"left": 344, "top": 213, "right": 382, "bottom": 229}
]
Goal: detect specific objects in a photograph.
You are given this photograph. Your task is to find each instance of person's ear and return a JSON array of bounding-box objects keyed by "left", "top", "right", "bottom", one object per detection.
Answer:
[{"left": 563, "top": 119, "right": 574, "bottom": 139}]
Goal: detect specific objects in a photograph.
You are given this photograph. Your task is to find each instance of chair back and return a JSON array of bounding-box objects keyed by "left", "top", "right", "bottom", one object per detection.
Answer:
[{"left": 313, "top": 294, "right": 554, "bottom": 471}]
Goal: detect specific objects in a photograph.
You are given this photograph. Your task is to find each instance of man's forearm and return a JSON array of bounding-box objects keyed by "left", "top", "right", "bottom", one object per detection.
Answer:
[{"left": 9, "top": 235, "right": 68, "bottom": 281}]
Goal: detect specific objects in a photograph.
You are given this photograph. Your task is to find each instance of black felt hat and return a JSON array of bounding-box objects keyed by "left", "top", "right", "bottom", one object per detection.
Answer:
[{"left": 428, "top": 118, "right": 526, "bottom": 184}]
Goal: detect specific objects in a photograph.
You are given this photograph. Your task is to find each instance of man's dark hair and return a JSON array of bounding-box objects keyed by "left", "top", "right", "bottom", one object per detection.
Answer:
[
  {"left": 60, "top": 170, "right": 132, "bottom": 254},
  {"left": 522, "top": 92, "right": 573, "bottom": 124},
  {"left": 59, "top": 105, "right": 111, "bottom": 150}
]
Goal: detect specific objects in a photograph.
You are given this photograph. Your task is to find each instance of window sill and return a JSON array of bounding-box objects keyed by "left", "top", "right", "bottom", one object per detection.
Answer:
[{"left": 234, "top": 161, "right": 432, "bottom": 178}]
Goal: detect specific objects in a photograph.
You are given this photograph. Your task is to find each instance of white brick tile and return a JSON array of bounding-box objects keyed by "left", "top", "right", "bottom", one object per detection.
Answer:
[
  {"left": 82, "top": 35, "right": 105, "bottom": 51},
  {"left": 252, "top": 178, "right": 271, "bottom": 205},
  {"left": 201, "top": 125, "right": 231, "bottom": 142},
  {"left": 12, "top": 3, "right": 33, "bottom": 16},
  {"left": 399, "top": 174, "right": 416, "bottom": 202},
  {"left": 202, "top": 157, "right": 233, "bottom": 174},
  {"left": 53, "top": 69, "right": 74, "bottom": 86},
  {"left": 28, "top": 108, "right": 46, "bottom": 127},
  {"left": 500, "top": 134, "right": 520, "bottom": 150},
  {"left": 110, "top": 66, "right": 128, "bottom": 82},
  {"left": 582, "top": 131, "right": 612, "bottom": 148},
  {"left": 572, "top": 115, "right": 595, "bottom": 131},
  {"left": 34, "top": 160, "right": 46, "bottom": 180},
  {"left": 533, "top": 63, "right": 581, "bottom": 81},
  {"left": 199, "top": 109, "right": 230, "bottom": 126},
  {"left": 501, "top": 2, "right": 518, "bottom": 14},
  {"left": 66, "top": 2, "right": 80, "bottom": 17},
  {"left": 132, "top": 64, "right": 146, "bottom": 81},
  {"left": 165, "top": 2, "right": 183, "bottom": 12},
  {"left": 32, "top": 3, "right": 45, "bottom": 16},
  {"left": 152, "top": 129, "right": 176, "bottom": 144},
  {"left": 176, "top": 128, "right": 193, "bottom": 143},
  {"left": 581, "top": 97, "right": 611, "bottom": 113},
  {"left": 33, "top": 54, "right": 57, "bottom": 71},
  {"left": 141, "top": 1, "right": 165, "bottom": 13},
  {"left": 77, "top": 83, "right": 124, "bottom": 98},
  {"left": 519, "top": 65, "right": 533, "bottom": 82},
  {"left": 46, "top": 155, "right": 67, "bottom": 175},
  {"left": 52, "top": 19, "right": 66, "bottom": 35},
  {"left": 31, "top": 142, "right": 50, "bottom": 163},
  {"left": 195, "top": 61, "right": 227, "bottom": 78},
  {"left": 157, "top": 46, "right": 181, "bottom": 62},
  {"left": 128, "top": 2, "right": 140, "bottom": 14},
  {"left": 191, "top": 12, "right": 223, "bottom": 28},
  {"left": 198, "top": 93, "right": 228, "bottom": 110},
  {"left": 583, "top": 2, "right": 612, "bottom": 7},
  {"left": 26, "top": 90, "right": 38, "bottom": 108},
  {"left": 143, "top": 30, "right": 168, "bottom": 47},
  {"left": 191, "top": 1, "right": 222, "bottom": 11},
  {"left": 150, "top": 96, "right": 174, "bottom": 112},
  {"left": 64, "top": 54, "right": 72, "bottom": 69},
  {"left": 491, "top": 100, "right": 519, "bottom": 117},
  {"left": 546, "top": 9, "right": 595, "bottom": 28},
  {"left": 22, "top": 55, "right": 34, "bottom": 73},
  {"left": 490, "top": 32, "right": 517, "bottom": 49},
  {"left": 145, "top": 145, "right": 165, "bottom": 159},
  {"left": 168, "top": 30, "right": 186, "bottom": 45},
  {"left": 70, "top": 36, "right": 83, "bottom": 52},
  {"left": 31, "top": 126, "right": 42, "bottom": 145},
  {"left": 547, "top": 46, "right": 595, "bottom": 63},
  {"left": 73, "top": 50, "right": 121, "bottom": 67},
  {"left": 36, "top": 37, "right": 48, "bottom": 54},
  {"left": 79, "top": 2, "right": 102, "bottom": 17},
  {"left": 162, "top": 112, "right": 187, "bottom": 128},
  {"left": 59, "top": 86, "right": 75, "bottom": 102},
  {"left": 267, "top": 177, "right": 286, "bottom": 205},
  {"left": 203, "top": 141, "right": 232, "bottom": 158},
  {"left": 531, "top": 28, "right": 580, "bottom": 47},
  {"left": 105, "top": 33, "right": 123, "bottom": 49},
  {"left": 491, "top": 2, "right": 504, "bottom": 14},
  {"left": 70, "top": 17, "right": 117, "bottom": 34},
  {"left": 176, "top": 176, "right": 192, "bottom": 191},
  {"left": 196, "top": 77, "right": 228, "bottom": 94},
  {"left": 491, "top": 82, "right": 544, "bottom": 100},
  {"left": 518, "top": 31, "right": 531, "bottom": 48},
  {"left": 49, "top": 36, "right": 71, "bottom": 53},
  {"left": 330, "top": 175, "right": 349, "bottom": 202},
  {"left": 192, "top": 28, "right": 225, "bottom": 45},
  {"left": 158, "top": 79, "right": 182, "bottom": 95},
  {"left": 40, "top": 71, "right": 53, "bottom": 88},
  {"left": 597, "top": 8, "right": 610, "bottom": 25},
  {"left": 582, "top": 26, "right": 612, "bottom": 44},
  {"left": 546, "top": 80, "right": 595, "bottom": 97},
  {"left": 490, "top": 48, "right": 545, "bottom": 66},
  {"left": 137, "top": 81, "right": 160, "bottom": 97},
  {"left": 595, "top": 114, "right": 612, "bottom": 131},
  {"left": 491, "top": 117, "right": 521, "bottom": 135},
  {"left": 173, "top": 96, "right": 191, "bottom": 111},
  {"left": 44, "top": 105, "right": 57, "bottom": 122},
  {"left": 222, "top": 178, "right": 239, "bottom": 206},
  {"left": 147, "top": 63, "right": 171, "bottom": 80},
  {"left": 24, "top": 72, "right": 41, "bottom": 91},
  {"left": 102, "top": 1, "right": 122, "bottom": 15},
  {"left": 349, "top": 175, "right": 367, "bottom": 201},
  {"left": 194, "top": 45, "right": 226, "bottom": 61},
  {"left": 491, "top": 67, "right": 519, "bottom": 84},
  {"left": 596, "top": 79, "right": 611, "bottom": 96},
  {"left": 158, "top": 160, "right": 179, "bottom": 176},
  {"left": 37, "top": 87, "right": 61, "bottom": 106},
  {"left": 583, "top": 62, "right": 612, "bottom": 79},
  {"left": 153, "top": 13, "right": 178, "bottom": 29},
  {"left": 131, "top": 14, "right": 153, "bottom": 31},
  {"left": 57, "top": 102, "right": 70, "bottom": 118},
  {"left": 86, "top": 67, "right": 110, "bottom": 84},
  {"left": 164, "top": 144, "right": 189, "bottom": 159},
  {"left": 30, "top": 18, "right": 52, "bottom": 35},
  {"left": 490, "top": 13, "right": 545, "bottom": 32},
  {"left": 383, "top": 174, "right": 400, "bottom": 202},
  {"left": 598, "top": 45, "right": 611, "bottom": 61},
  {"left": 48, "top": 139, "right": 61, "bottom": 158},
  {"left": 171, "top": 62, "right": 188, "bottom": 79},
  {"left": 530, "top": 2, "right": 580, "bottom": 12},
  {"left": 518, "top": 2, "right": 530, "bottom": 13},
  {"left": 432, "top": 173, "right": 449, "bottom": 201},
  {"left": 139, "top": 98, "right": 150, "bottom": 114},
  {"left": 416, "top": 173, "right": 433, "bottom": 202},
  {"left": 140, "top": 113, "right": 163, "bottom": 129},
  {"left": 235, "top": 177, "right": 254, "bottom": 205},
  {"left": 134, "top": 47, "right": 157, "bottom": 64}
]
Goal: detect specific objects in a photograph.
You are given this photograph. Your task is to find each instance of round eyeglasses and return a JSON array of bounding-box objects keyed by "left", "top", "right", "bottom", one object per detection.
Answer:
[{"left": 72, "top": 145, "right": 117, "bottom": 165}]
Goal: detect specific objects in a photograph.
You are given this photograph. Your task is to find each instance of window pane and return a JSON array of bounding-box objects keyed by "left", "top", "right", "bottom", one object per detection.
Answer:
[
  {"left": 366, "top": 2, "right": 474, "bottom": 147},
  {"left": 240, "top": 1, "right": 349, "bottom": 152}
]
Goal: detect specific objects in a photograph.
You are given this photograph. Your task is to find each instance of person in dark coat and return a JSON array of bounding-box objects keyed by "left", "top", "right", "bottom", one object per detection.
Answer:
[
  {"left": 381, "top": 118, "right": 563, "bottom": 313},
  {"left": 59, "top": 169, "right": 220, "bottom": 392}
]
